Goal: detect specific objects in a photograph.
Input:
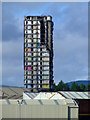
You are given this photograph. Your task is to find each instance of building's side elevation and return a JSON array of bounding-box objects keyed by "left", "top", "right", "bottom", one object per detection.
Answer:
[{"left": 24, "top": 16, "right": 54, "bottom": 92}]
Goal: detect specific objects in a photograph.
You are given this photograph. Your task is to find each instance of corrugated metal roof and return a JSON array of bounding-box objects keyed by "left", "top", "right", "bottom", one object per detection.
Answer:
[
  {"left": 1, "top": 86, "right": 89, "bottom": 100},
  {"left": 59, "top": 91, "right": 89, "bottom": 99},
  {"left": 34, "top": 93, "right": 48, "bottom": 99},
  {"left": 50, "top": 93, "right": 65, "bottom": 99},
  {"left": 25, "top": 92, "right": 39, "bottom": 99},
  {"left": 23, "top": 91, "right": 90, "bottom": 100},
  {"left": 0, "top": 87, "right": 30, "bottom": 99},
  {"left": 23, "top": 92, "right": 65, "bottom": 100}
]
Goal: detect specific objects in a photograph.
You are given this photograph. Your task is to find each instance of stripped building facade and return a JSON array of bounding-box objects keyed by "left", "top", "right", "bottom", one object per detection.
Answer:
[{"left": 24, "top": 16, "right": 54, "bottom": 91}]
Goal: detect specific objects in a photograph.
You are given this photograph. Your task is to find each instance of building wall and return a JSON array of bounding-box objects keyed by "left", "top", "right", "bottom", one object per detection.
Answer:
[
  {"left": 75, "top": 99, "right": 90, "bottom": 119},
  {"left": 2, "top": 104, "right": 19, "bottom": 118},
  {"left": 1, "top": 99, "right": 78, "bottom": 119},
  {"left": 68, "top": 106, "right": 79, "bottom": 118},
  {"left": 2, "top": 104, "right": 78, "bottom": 118},
  {"left": 24, "top": 16, "right": 54, "bottom": 91}
]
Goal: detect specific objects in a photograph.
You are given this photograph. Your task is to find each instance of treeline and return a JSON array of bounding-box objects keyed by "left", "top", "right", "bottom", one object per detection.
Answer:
[{"left": 50, "top": 80, "right": 90, "bottom": 91}]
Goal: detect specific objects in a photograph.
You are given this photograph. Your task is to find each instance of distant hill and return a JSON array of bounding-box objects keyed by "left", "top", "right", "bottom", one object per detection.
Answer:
[
  {"left": 66, "top": 80, "right": 90, "bottom": 88},
  {"left": 0, "top": 85, "right": 24, "bottom": 88},
  {"left": 1, "top": 80, "right": 90, "bottom": 89}
]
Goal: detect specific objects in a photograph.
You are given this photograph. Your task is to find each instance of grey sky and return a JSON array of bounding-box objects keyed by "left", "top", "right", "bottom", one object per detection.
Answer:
[{"left": 2, "top": 2, "right": 88, "bottom": 86}]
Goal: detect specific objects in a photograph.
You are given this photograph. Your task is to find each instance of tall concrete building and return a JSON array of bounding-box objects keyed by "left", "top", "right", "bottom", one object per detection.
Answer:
[{"left": 24, "top": 16, "right": 54, "bottom": 92}]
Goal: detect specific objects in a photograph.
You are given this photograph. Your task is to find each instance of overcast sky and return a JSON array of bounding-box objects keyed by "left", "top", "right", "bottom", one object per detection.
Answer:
[{"left": 2, "top": 2, "right": 88, "bottom": 87}]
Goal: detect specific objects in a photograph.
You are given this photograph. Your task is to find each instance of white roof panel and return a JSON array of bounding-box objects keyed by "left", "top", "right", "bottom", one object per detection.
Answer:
[
  {"left": 50, "top": 93, "right": 65, "bottom": 99},
  {"left": 60, "top": 91, "right": 72, "bottom": 99},
  {"left": 59, "top": 91, "right": 90, "bottom": 99}
]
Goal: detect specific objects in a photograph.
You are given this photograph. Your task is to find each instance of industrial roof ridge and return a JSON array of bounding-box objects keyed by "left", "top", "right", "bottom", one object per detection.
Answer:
[
  {"left": 0, "top": 87, "right": 90, "bottom": 99},
  {"left": 58, "top": 91, "right": 89, "bottom": 99}
]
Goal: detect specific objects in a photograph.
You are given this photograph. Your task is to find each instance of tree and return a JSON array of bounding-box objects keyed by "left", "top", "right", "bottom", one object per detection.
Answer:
[
  {"left": 57, "top": 80, "right": 64, "bottom": 91},
  {"left": 85, "top": 84, "right": 90, "bottom": 91},
  {"left": 80, "top": 83, "right": 85, "bottom": 91},
  {"left": 71, "top": 82, "right": 80, "bottom": 91},
  {"left": 53, "top": 83, "right": 58, "bottom": 92},
  {"left": 63, "top": 83, "right": 70, "bottom": 91},
  {"left": 49, "top": 83, "right": 57, "bottom": 92}
]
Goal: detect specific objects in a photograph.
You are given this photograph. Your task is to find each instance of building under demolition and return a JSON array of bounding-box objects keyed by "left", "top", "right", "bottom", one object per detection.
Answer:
[{"left": 24, "top": 16, "right": 54, "bottom": 92}]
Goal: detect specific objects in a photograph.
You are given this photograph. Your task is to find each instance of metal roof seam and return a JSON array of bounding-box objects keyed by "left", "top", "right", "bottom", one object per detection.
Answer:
[
  {"left": 54, "top": 100, "right": 59, "bottom": 105},
  {"left": 6, "top": 99, "right": 10, "bottom": 104},
  {"left": 49, "top": 93, "right": 56, "bottom": 99},
  {"left": 83, "top": 92, "right": 89, "bottom": 98},
  {"left": 26, "top": 93, "right": 33, "bottom": 99},
  {"left": 68, "top": 92, "right": 77, "bottom": 98},
  {"left": 0, "top": 89, "right": 10, "bottom": 97},
  {"left": 57, "top": 91, "right": 67, "bottom": 99},
  {"left": 38, "top": 100, "right": 43, "bottom": 105},
  {"left": 62, "top": 92, "right": 72, "bottom": 99},
  {"left": 76, "top": 92, "right": 84, "bottom": 99},
  {"left": 8, "top": 87, "right": 18, "bottom": 95}
]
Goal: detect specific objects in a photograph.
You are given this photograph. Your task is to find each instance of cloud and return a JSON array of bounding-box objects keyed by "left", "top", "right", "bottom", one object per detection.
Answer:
[
  {"left": 2, "top": 2, "right": 53, "bottom": 41},
  {"left": 2, "top": 2, "right": 88, "bottom": 86},
  {"left": 45, "top": 2, "right": 88, "bottom": 84},
  {"left": 2, "top": 13, "right": 23, "bottom": 41},
  {"left": 2, "top": 39, "right": 24, "bottom": 86},
  {"left": 54, "top": 32, "right": 88, "bottom": 84}
]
